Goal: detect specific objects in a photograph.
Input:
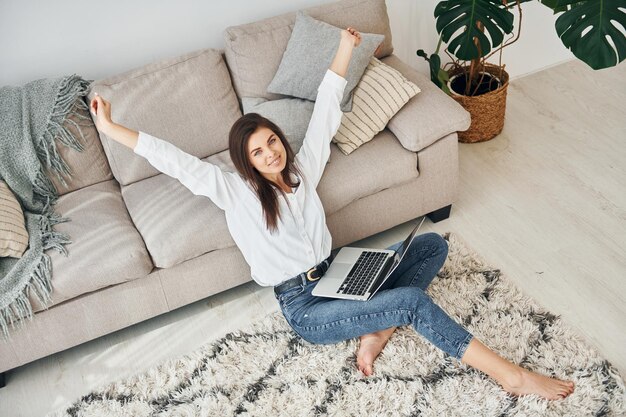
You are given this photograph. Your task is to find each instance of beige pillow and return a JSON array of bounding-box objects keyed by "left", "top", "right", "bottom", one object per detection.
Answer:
[
  {"left": 332, "top": 57, "right": 420, "bottom": 155},
  {"left": 0, "top": 180, "right": 29, "bottom": 258}
]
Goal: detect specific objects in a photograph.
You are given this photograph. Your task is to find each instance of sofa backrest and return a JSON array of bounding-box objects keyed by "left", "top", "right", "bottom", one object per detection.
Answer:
[
  {"left": 46, "top": 97, "right": 113, "bottom": 196},
  {"left": 87, "top": 48, "right": 242, "bottom": 186},
  {"left": 223, "top": 0, "right": 394, "bottom": 103}
]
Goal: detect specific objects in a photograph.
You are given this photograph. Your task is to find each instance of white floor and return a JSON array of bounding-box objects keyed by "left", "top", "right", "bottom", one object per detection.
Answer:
[{"left": 2, "top": 58, "right": 625, "bottom": 417}]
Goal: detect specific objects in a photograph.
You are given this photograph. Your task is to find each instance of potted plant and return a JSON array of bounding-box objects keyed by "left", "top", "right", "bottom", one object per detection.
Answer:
[{"left": 418, "top": 0, "right": 626, "bottom": 143}]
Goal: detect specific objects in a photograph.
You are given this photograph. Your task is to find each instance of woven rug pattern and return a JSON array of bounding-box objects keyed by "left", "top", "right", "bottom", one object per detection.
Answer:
[{"left": 49, "top": 233, "right": 625, "bottom": 416}]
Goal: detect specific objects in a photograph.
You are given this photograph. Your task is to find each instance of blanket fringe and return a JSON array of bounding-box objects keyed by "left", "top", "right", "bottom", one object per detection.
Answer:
[
  {"left": 32, "top": 169, "right": 58, "bottom": 208},
  {"left": 0, "top": 203, "right": 71, "bottom": 341},
  {"left": 0, "top": 74, "right": 86, "bottom": 342},
  {"left": 39, "top": 198, "right": 72, "bottom": 257},
  {"left": 35, "top": 74, "right": 92, "bottom": 189}
]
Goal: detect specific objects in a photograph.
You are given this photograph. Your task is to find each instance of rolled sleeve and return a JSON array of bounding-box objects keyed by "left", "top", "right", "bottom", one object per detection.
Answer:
[
  {"left": 133, "top": 131, "right": 151, "bottom": 156},
  {"left": 324, "top": 68, "right": 348, "bottom": 91}
]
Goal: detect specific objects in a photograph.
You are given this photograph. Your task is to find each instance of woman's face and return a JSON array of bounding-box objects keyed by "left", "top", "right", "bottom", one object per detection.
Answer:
[{"left": 247, "top": 126, "right": 287, "bottom": 179}]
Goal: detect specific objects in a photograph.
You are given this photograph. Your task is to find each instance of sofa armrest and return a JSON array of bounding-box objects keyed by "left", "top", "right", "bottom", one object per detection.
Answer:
[{"left": 381, "top": 54, "right": 471, "bottom": 152}]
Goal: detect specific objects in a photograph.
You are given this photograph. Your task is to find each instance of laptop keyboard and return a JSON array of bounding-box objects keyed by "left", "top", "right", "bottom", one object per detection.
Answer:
[{"left": 338, "top": 251, "right": 388, "bottom": 296}]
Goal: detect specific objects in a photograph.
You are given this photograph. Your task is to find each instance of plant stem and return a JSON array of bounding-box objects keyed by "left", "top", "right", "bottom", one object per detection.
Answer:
[
  {"left": 484, "top": 0, "right": 523, "bottom": 63},
  {"left": 467, "top": 20, "right": 484, "bottom": 95}
]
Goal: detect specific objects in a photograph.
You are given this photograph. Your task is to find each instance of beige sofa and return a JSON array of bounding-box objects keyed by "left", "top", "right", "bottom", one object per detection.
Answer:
[{"left": 0, "top": 0, "right": 469, "bottom": 386}]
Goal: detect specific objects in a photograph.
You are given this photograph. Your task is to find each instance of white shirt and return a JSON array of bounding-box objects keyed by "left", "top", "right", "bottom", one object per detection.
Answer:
[{"left": 133, "top": 69, "right": 347, "bottom": 286}]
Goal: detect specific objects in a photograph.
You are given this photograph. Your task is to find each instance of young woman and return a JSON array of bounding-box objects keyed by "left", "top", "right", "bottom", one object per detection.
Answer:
[{"left": 90, "top": 27, "right": 574, "bottom": 400}]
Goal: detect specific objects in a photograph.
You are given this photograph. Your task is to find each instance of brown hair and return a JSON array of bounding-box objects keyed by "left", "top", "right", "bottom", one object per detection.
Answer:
[{"left": 228, "top": 113, "right": 304, "bottom": 234}]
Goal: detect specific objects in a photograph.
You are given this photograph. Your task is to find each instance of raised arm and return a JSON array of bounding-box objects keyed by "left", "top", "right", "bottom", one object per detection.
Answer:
[
  {"left": 90, "top": 96, "right": 238, "bottom": 211},
  {"left": 330, "top": 27, "right": 361, "bottom": 78},
  {"left": 295, "top": 28, "right": 360, "bottom": 188}
]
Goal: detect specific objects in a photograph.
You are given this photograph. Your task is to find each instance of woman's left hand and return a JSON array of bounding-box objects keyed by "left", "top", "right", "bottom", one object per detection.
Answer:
[{"left": 341, "top": 27, "right": 362, "bottom": 48}]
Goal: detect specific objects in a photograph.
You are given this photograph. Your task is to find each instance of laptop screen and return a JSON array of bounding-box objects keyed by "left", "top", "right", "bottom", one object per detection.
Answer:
[
  {"left": 393, "top": 217, "right": 426, "bottom": 264},
  {"left": 370, "top": 217, "right": 427, "bottom": 296}
]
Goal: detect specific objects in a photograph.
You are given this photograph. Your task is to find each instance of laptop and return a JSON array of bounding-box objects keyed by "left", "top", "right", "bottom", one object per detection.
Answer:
[{"left": 312, "top": 216, "right": 426, "bottom": 301}]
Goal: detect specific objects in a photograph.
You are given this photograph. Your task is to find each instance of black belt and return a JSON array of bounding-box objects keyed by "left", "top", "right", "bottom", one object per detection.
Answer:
[{"left": 274, "top": 252, "right": 336, "bottom": 296}]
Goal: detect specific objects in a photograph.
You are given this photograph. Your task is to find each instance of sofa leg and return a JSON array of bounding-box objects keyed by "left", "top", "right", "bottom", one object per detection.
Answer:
[
  {"left": 426, "top": 204, "right": 452, "bottom": 223},
  {"left": 0, "top": 371, "right": 6, "bottom": 389}
]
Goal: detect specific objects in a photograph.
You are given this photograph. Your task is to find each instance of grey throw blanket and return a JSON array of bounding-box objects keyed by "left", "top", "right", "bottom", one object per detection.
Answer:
[{"left": 0, "top": 74, "right": 92, "bottom": 341}]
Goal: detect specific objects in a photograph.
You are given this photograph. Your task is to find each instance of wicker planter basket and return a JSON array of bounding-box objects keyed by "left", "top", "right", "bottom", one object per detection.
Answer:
[{"left": 447, "top": 63, "right": 510, "bottom": 143}]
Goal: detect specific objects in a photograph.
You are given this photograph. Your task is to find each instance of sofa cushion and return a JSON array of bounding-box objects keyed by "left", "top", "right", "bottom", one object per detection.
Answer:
[
  {"left": 381, "top": 54, "right": 471, "bottom": 152},
  {"left": 121, "top": 129, "right": 417, "bottom": 269},
  {"left": 45, "top": 97, "right": 113, "bottom": 196},
  {"left": 319, "top": 129, "right": 419, "bottom": 215},
  {"left": 224, "top": 0, "right": 393, "bottom": 104},
  {"left": 87, "top": 48, "right": 241, "bottom": 186},
  {"left": 29, "top": 180, "right": 154, "bottom": 313},
  {"left": 332, "top": 57, "right": 420, "bottom": 155},
  {"left": 266, "top": 11, "right": 384, "bottom": 112},
  {"left": 120, "top": 149, "right": 237, "bottom": 269}
]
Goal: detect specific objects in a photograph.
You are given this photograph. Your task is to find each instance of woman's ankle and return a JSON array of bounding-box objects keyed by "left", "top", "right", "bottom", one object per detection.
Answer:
[
  {"left": 498, "top": 365, "right": 525, "bottom": 390},
  {"left": 460, "top": 338, "right": 521, "bottom": 383}
]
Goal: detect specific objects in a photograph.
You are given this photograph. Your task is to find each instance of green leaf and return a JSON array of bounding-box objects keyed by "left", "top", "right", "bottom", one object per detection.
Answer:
[
  {"left": 434, "top": 0, "right": 515, "bottom": 61},
  {"left": 539, "top": 0, "right": 626, "bottom": 69},
  {"left": 430, "top": 53, "right": 443, "bottom": 87}
]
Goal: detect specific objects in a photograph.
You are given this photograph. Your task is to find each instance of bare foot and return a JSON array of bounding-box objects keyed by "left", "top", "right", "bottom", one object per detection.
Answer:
[
  {"left": 356, "top": 327, "right": 396, "bottom": 376},
  {"left": 499, "top": 367, "right": 575, "bottom": 400},
  {"left": 461, "top": 338, "right": 575, "bottom": 401}
]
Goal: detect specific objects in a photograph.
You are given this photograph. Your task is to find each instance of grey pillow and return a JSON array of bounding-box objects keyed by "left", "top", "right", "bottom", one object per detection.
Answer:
[
  {"left": 266, "top": 10, "right": 384, "bottom": 112},
  {"left": 241, "top": 97, "right": 315, "bottom": 154}
]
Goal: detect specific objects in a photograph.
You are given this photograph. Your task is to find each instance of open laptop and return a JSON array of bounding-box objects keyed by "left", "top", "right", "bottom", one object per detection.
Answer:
[{"left": 312, "top": 216, "right": 426, "bottom": 301}]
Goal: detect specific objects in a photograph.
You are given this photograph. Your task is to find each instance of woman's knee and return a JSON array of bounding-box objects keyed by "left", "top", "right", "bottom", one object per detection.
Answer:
[
  {"left": 430, "top": 233, "right": 449, "bottom": 270},
  {"left": 426, "top": 232, "right": 448, "bottom": 249},
  {"left": 414, "top": 232, "right": 448, "bottom": 256}
]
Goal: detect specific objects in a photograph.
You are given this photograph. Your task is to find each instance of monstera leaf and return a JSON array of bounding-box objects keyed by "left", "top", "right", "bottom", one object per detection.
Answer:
[
  {"left": 434, "top": 0, "right": 517, "bottom": 61},
  {"left": 540, "top": 0, "right": 626, "bottom": 70}
]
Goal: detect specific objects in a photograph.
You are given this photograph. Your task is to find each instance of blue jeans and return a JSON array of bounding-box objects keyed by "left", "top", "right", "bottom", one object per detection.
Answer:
[{"left": 274, "top": 232, "right": 474, "bottom": 360}]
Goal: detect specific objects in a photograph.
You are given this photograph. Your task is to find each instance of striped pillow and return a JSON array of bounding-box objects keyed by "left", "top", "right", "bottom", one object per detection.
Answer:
[
  {"left": 0, "top": 180, "right": 29, "bottom": 258},
  {"left": 332, "top": 57, "right": 420, "bottom": 155}
]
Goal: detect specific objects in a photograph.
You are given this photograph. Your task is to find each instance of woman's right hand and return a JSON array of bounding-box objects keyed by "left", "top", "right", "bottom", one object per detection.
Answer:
[
  {"left": 341, "top": 27, "right": 361, "bottom": 48},
  {"left": 89, "top": 93, "right": 113, "bottom": 132}
]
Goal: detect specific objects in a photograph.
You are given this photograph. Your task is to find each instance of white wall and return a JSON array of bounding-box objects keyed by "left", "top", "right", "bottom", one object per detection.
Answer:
[{"left": 0, "top": 0, "right": 575, "bottom": 87}]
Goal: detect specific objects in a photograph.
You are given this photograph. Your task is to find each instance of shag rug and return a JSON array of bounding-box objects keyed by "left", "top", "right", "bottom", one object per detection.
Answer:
[{"left": 49, "top": 233, "right": 625, "bottom": 416}]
